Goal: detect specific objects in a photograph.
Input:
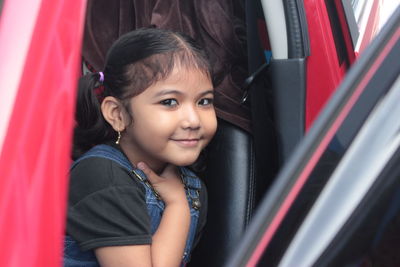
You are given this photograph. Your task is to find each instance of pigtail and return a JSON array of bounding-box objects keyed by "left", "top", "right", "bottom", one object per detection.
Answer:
[{"left": 72, "top": 72, "right": 115, "bottom": 160}]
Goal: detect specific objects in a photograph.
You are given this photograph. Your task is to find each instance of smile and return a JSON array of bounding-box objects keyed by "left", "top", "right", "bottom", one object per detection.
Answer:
[{"left": 171, "top": 139, "right": 201, "bottom": 147}]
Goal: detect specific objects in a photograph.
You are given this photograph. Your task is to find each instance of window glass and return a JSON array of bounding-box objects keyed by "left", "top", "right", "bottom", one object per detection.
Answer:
[
  {"left": 315, "top": 151, "right": 400, "bottom": 267},
  {"left": 344, "top": 0, "right": 399, "bottom": 52},
  {"left": 257, "top": 17, "right": 399, "bottom": 265}
]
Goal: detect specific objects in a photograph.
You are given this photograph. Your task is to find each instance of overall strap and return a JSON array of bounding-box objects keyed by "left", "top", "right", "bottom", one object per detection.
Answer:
[
  {"left": 71, "top": 144, "right": 133, "bottom": 171},
  {"left": 71, "top": 144, "right": 152, "bottom": 194},
  {"left": 179, "top": 167, "right": 201, "bottom": 189},
  {"left": 178, "top": 167, "right": 202, "bottom": 264}
]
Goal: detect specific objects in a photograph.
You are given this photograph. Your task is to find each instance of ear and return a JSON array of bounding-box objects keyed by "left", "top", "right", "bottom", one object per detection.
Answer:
[{"left": 101, "top": 96, "right": 129, "bottom": 132}]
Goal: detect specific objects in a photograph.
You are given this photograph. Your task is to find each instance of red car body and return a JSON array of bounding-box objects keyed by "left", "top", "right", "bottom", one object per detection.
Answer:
[{"left": 0, "top": 0, "right": 394, "bottom": 266}]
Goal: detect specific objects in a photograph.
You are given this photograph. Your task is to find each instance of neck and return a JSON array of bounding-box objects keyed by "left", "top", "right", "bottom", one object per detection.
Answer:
[
  {"left": 119, "top": 143, "right": 166, "bottom": 175},
  {"left": 144, "top": 161, "right": 167, "bottom": 175}
]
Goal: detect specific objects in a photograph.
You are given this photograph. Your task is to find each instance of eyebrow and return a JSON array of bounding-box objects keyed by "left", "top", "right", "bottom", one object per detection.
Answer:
[
  {"left": 154, "top": 90, "right": 183, "bottom": 98},
  {"left": 154, "top": 89, "right": 214, "bottom": 98},
  {"left": 198, "top": 89, "right": 214, "bottom": 97}
]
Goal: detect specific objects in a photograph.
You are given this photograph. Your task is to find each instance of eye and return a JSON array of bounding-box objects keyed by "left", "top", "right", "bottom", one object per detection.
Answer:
[
  {"left": 159, "top": 99, "right": 178, "bottom": 107},
  {"left": 198, "top": 98, "right": 214, "bottom": 106}
]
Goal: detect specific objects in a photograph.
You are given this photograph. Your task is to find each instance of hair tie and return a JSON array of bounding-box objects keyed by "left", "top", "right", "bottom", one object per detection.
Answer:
[{"left": 98, "top": 72, "right": 104, "bottom": 83}]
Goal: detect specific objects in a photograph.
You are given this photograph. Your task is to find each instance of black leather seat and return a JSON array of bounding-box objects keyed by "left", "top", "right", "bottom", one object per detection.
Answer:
[
  {"left": 189, "top": 115, "right": 278, "bottom": 266},
  {"left": 189, "top": 119, "right": 255, "bottom": 266}
]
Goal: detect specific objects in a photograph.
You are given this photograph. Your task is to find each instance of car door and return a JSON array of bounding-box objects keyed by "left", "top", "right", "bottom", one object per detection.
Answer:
[
  {"left": 0, "top": 0, "right": 86, "bottom": 266},
  {"left": 226, "top": 6, "right": 400, "bottom": 266}
]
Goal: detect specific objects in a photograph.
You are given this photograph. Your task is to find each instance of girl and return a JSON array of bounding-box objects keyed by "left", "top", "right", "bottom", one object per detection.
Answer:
[{"left": 64, "top": 28, "right": 217, "bottom": 267}]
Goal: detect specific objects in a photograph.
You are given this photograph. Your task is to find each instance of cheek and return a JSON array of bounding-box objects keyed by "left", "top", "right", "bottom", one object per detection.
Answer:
[
  {"left": 203, "top": 111, "right": 218, "bottom": 139},
  {"left": 130, "top": 122, "right": 167, "bottom": 153},
  {"left": 132, "top": 111, "right": 176, "bottom": 139}
]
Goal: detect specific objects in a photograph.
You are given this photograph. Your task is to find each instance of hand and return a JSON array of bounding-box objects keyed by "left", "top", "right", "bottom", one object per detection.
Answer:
[
  {"left": 137, "top": 162, "right": 190, "bottom": 266},
  {"left": 137, "top": 162, "right": 187, "bottom": 206}
]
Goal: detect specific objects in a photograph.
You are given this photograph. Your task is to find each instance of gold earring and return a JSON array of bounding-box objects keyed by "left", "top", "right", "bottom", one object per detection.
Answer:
[{"left": 115, "top": 131, "right": 121, "bottom": 144}]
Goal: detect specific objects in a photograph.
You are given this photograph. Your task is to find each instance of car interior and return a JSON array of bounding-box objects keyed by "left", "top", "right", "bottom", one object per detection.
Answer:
[
  {"left": 78, "top": 0, "right": 351, "bottom": 266},
  {"left": 77, "top": 1, "right": 400, "bottom": 266}
]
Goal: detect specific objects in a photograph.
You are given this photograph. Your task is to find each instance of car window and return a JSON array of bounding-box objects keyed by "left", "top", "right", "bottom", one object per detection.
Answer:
[
  {"left": 257, "top": 30, "right": 399, "bottom": 265},
  {"left": 316, "top": 148, "right": 400, "bottom": 266},
  {"left": 225, "top": 6, "right": 400, "bottom": 266},
  {"left": 280, "top": 73, "right": 400, "bottom": 266}
]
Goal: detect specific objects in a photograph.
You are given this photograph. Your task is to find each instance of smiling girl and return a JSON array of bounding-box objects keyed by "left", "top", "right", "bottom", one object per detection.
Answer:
[{"left": 64, "top": 28, "right": 217, "bottom": 267}]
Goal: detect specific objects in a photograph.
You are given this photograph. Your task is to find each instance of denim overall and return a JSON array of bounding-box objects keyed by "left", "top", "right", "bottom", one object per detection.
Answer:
[{"left": 63, "top": 144, "right": 201, "bottom": 266}]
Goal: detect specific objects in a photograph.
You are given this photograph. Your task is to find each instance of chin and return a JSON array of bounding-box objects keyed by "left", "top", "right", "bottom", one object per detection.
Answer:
[{"left": 170, "top": 155, "right": 199, "bottom": 167}]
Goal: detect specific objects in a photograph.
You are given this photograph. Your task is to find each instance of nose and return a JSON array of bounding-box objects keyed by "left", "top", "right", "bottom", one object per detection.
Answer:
[{"left": 181, "top": 104, "right": 201, "bottom": 130}]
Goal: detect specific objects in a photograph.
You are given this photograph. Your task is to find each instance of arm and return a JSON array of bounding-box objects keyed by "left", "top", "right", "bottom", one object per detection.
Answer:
[
  {"left": 95, "top": 245, "right": 152, "bottom": 267},
  {"left": 142, "top": 163, "right": 191, "bottom": 266},
  {"left": 95, "top": 163, "right": 190, "bottom": 267}
]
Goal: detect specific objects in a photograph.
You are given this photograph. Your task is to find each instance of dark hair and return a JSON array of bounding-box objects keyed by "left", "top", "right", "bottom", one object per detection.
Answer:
[{"left": 73, "top": 28, "right": 212, "bottom": 159}]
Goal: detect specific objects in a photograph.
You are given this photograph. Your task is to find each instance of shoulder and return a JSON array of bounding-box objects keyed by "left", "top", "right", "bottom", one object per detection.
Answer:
[{"left": 68, "top": 157, "right": 145, "bottom": 206}]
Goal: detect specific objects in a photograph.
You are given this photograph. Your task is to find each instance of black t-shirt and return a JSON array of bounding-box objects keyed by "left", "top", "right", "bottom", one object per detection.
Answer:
[{"left": 66, "top": 156, "right": 208, "bottom": 251}]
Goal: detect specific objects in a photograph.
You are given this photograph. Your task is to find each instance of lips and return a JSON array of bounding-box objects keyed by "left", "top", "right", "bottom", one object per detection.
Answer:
[{"left": 171, "top": 138, "right": 201, "bottom": 147}]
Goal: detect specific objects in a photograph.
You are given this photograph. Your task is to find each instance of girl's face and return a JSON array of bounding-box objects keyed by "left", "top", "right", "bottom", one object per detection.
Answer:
[{"left": 120, "top": 66, "right": 217, "bottom": 172}]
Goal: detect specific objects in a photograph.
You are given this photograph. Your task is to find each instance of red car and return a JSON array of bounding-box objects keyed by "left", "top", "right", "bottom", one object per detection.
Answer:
[{"left": 0, "top": 0, "right": 398, "bottom": 266}]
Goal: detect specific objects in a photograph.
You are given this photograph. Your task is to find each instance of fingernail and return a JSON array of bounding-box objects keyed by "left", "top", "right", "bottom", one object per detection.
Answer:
[{"left": 137, "top": 162, "right": 145, "bottom": 170}]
